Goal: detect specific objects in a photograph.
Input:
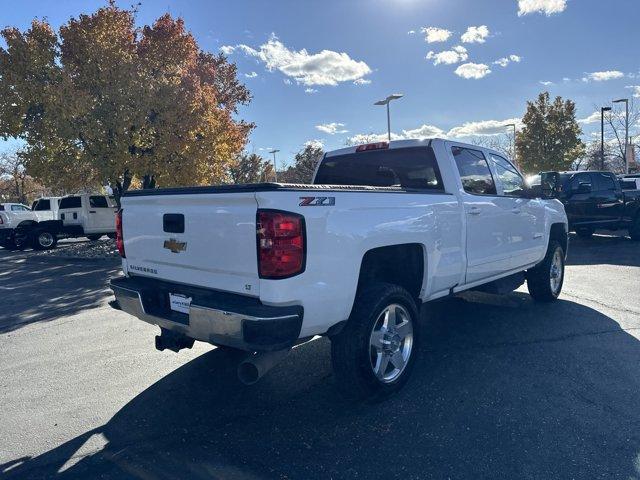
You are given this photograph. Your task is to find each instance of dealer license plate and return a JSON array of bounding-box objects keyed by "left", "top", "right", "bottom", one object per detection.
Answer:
[{"left": 169, "top": 293, "right": 192, "bottom": 314}]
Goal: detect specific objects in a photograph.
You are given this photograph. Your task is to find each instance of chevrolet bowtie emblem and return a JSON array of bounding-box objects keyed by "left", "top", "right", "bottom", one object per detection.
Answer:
[{"left": 164, "top": 238, "right": 187, "bottom": 253}]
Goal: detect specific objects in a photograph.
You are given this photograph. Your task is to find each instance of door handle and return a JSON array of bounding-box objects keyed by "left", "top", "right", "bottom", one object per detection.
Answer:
[
  {"left": 89, "top": 210, "right": 97, "bottom": 213},
  {"left": 468, "top": 207, "right": 481, "bottom": 216}
]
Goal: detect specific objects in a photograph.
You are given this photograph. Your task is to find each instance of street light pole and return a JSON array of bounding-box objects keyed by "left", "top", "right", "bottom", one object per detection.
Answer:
[
  {"left": 601, "top": 106, "right": 612, "bottom": 170},
  {"left": 505, "top": 123, "right": 517, "bottom": 166},
  {"left": 613, "top": 98, "right": 629, "bottom": 174},
  {"left": 374, "top": 94, "right": 404, "bottom": 142},
  {"left": 268, "top": 149, "right": 280, "bottom": 182}
]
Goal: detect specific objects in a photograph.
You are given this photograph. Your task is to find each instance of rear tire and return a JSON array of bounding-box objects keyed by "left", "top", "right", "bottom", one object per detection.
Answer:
[
  {"left": 330, "top": 282, "right": 420, "bottom": 401},
  {"left": 630, "top": 216, "right": 640, "bottom": 241},
  {"left": 32, "top": 229, "right": 58, "bottom": 250},
  {"left": 575, "top": 227, "right": 594, "bottom": 239},
  {"left": 527, "top": 240, "right": 565, "bottom": 302},
  {"left": 87, "top": 234, "right": 102, "bottom": 241}
]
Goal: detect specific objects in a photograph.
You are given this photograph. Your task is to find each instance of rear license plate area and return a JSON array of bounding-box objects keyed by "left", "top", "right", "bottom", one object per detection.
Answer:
[{"left": 169, "top": 293, "right": 192, "bottom": 314}]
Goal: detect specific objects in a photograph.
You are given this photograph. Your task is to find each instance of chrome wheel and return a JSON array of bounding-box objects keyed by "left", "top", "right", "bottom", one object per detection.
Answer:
[
  {"left": 549, "top": 248, "right": 563, "bottom": 295},
  {"left": 369, "top": 303, "right": 414, "bottom": 384},
  {"left": 38, "top": 232, "right": 54, "bottom": 248}
]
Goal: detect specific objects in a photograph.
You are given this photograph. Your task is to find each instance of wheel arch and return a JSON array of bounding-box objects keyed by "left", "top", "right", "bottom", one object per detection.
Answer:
[
  {"left": 355, "top": 243, "right": 425, "bottom": 302},
  {"left": 549, "top": 222, "right": 568, "bottom": 257}
]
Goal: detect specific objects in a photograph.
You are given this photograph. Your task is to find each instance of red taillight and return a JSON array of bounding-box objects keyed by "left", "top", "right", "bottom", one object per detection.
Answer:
[
  {"left": 356, "top": 142, "right": 389, "bottom": 152},
  {"left": 257, "top": 210, "right": 305, "bottom": 279},
  {"left": 115, "top": 209, "right": 125, "bottom": 258}
]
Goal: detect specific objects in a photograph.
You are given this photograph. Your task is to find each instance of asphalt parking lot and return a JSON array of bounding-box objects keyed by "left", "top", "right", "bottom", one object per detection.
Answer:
[{"left": 1, "top": 234, "right": 639, "bottom": 480}]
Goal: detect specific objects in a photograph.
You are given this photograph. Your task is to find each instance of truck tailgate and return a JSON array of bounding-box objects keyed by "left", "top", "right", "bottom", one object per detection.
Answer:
[{"left": 121, "top": 192, "right": 259, "bottom": 296}]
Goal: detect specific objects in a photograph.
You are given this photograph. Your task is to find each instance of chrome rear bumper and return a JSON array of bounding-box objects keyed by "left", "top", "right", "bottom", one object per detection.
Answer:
[{"left": 110, "top": 277, "right": 303, "bottom": 352}]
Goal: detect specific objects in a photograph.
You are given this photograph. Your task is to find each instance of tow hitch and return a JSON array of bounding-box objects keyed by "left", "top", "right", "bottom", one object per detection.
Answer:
[{"left": 155, "top": 328, "right": 195, "bottom": 353}]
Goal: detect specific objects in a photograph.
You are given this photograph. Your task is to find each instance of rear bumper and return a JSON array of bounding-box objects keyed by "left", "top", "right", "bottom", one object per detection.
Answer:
[{"left": 110, "top": 276, "right": 303, "bottom": 352}]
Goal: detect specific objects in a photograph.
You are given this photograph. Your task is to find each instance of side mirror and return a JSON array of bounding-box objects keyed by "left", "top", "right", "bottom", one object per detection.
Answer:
[{"left": 540, "top": 172, "right": 560, "bottom": 199}]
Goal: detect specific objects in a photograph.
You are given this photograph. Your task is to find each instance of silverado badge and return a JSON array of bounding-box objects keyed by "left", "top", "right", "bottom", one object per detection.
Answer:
[{"left": 164, "top": 238, "right": 187, "bottom": 253}]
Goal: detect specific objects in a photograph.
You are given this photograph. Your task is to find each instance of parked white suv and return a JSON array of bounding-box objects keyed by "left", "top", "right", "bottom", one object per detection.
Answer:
[{"left": 110, "top": 139, "right": 568, "bottom": 400}]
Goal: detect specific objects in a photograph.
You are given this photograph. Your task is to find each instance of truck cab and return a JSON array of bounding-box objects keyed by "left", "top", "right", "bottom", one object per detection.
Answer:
[
  {"left": 549, "top": 171, "right": 640, "bottom": 239},
  {"left": 58, "top": 194, "right": 117, "bottom": 239}
]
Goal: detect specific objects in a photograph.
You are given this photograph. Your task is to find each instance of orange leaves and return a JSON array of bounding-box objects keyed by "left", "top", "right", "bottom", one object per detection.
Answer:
[{"left": 0, "top": 3, "right": 252, "bottom": 192}]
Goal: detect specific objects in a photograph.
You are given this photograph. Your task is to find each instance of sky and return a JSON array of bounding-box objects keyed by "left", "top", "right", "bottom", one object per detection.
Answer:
[{"left": 2, "top": 0, "right": 639, "bottom": 167}]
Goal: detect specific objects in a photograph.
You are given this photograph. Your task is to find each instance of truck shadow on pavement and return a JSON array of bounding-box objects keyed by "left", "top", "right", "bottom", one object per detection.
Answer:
[
  {"left": 566, "top": 232, "right": 640, "bottom": 267},
  {"left": 0, "top": 255, "right": 120, "bottom": 334},
  {"left": 5, "top": 292, "right": 640, "bottom": 479}
]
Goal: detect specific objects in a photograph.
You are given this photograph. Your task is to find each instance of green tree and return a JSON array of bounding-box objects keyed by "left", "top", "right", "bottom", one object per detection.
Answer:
[
  {"left": 0, "top": 2, "right": 252, "bottom": 198},
  {"left": 280, "top": 143, "right": 324, "bottom": 184},
  {"left": 516, "top": 92, "right": 584, "bottom": 173},
  {"left": 228, "top": 152, "right": 274, "bottom": 183}
]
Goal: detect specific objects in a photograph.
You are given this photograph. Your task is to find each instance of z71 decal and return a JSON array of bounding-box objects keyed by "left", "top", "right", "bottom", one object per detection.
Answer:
[{"left": 299, "top": 196, "right": 336, "bottom": 207}]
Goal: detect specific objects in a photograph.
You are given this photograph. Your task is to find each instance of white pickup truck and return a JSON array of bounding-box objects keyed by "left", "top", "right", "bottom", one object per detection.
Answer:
[{"left": 110, "top": 139, "right": 568, "bottom": 400}]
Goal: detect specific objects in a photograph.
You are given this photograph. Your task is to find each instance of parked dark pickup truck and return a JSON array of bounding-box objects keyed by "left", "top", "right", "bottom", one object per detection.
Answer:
[{"left": 540, "top": 171, "right": 640, "bottom": 240}]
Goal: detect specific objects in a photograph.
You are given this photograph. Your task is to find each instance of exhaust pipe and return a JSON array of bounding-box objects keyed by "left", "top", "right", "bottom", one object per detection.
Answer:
[{"left": 237, "top": 348, "right": 291, "bottom": 385}]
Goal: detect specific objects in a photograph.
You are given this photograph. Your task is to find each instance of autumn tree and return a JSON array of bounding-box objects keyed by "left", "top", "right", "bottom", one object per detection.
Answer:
[
  {"left": 0, "top": 2, "right": 252, "bottom": 199},
  {"left": 280, "top": 143, "right": 324, "bottom": 184},
  {"left": 228, "top": 152, "right": 274, "bottom": 183},
  {"left": 0, "top": 152, "right": 46, "bottom": 203},
  {"left": 516, "top": 92, "right": 584, "bottom": 173}
]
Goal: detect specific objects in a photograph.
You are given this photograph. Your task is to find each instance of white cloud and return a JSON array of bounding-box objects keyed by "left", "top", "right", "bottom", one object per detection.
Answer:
[
  {"left": 448, "top": 118, "right": 522, "bottom": 137},
  {"left": 304, "top": 139, "right": 324, "bottom": 149},
  {"left": 402, "top": 124, "right": 446, "bottom": 139},
  {"left": 625, "top": 85, "right": 640, "bottom": 98},
  {"left": 347, "top": 124, "right": 445, "bottom": 144},
  {"left": 316, "top": 122, "right": 348, "bottom": 134},
  {"left": 283, "top": 78, "right": 292, "bottom": 85},
  {"left": 493, "top": 54, "right": 522, "bottom": 68},
  {"left": 244, "top": 71, "right": 258, "bottom": 78},
  {"left": 426, "top": 46, "right": 468, "bottom": 65},
  {"left": 407, "top": 30, "right": 416, "bottom": 35},
  {"left": 353, "top": 78, "right": 371, "bottom": 85},
  {"left": 305, "top": 88, "right": 318, "bottom": 94},
  {"left": 583, "top": 70, "right": 625, "bottom": 82},
  {"left": 421, "top": 27, "right": 452, "bottom": 43},
  {"left": 461, "top": 25, "right": 490, "bottom": 44},
  {"left": 539, "top": 80, "right": 554, "bottom": 86},
  {"left": 455, "top": 63, "right": 491, "bottom": 79},
  {"left": 578, "top": 111, "right": 602, "bottom": 125},
  {"left": 220, "top": 45, "right": 236, "bottom": 55},
  {"left": 517, "top": 0, "right": 567, "bottom": 16},
  {"left": 229, "top": 34, "right": 371, "bottom": 86}
]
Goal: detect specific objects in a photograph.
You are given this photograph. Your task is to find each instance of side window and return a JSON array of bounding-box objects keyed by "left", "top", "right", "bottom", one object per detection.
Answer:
[
  {"left": 595, "top": 173, "right": 616, "bottom": 191},
  {"left": 59, "top": 196, "right": 82, "bottom": 209},
  {"left": 568, "top": 173, "right": 592, "bottom": 192},
  {"left": 89, "top": 196, "right": 109, "bottom": 208},
  {"left": 34, "top": 199, "right": 51, "bottom": 211},
  {"left": 489, "top": 154, "right": 525, "bottom": 197},
  {"left": 452, "top": 146, "right": 497, "bottom": 195},
  {"left": 12, "top": 205, "right": 29, "bottom": 211}
]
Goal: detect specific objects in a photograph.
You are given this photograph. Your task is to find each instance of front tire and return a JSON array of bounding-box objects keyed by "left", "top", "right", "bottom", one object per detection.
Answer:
[
  {"left": 32, "top": 229, "right": 58, "bottom": 250},
  {"left": 527, "top": 240, "right": 565, "bottom": 302},
  {"left": 331, "top": 282, "right": 420, "bottom": 401}
]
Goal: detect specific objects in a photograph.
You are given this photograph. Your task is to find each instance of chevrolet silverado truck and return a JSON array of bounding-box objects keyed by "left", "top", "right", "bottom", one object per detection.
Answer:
[
  {"left": 537, "top": 171, "right": 640, "bottom": 240},
  {"left": 110, "top": 139, "right": 568, "bottom": 400}
]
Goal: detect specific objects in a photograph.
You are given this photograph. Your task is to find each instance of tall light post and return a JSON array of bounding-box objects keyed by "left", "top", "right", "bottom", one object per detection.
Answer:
[
  {"left": 601, "top": 106, "right": 612, "bottom": 170},
  {"left": 613, "top": 98, "right": 629, "bottom": 174},
  {"left": 505, "top": 123, "right": 517, "bottom": 166},
  {"left": 374, "top": 94, "right": 404, "bottom": 142},
  {"left": 269, "top": 149, "right": 280, "bottom": 182}
]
